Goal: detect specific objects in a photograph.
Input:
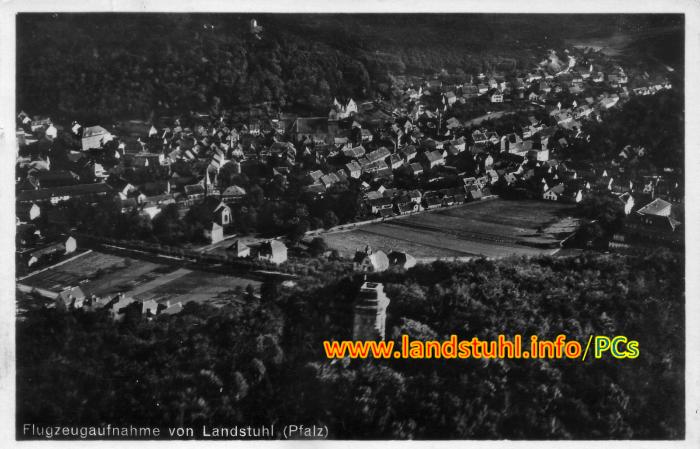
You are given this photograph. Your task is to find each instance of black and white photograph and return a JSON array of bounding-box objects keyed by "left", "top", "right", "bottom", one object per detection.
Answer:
[{"left": 2, "top": 1, "right": 699, "bottom": 446}]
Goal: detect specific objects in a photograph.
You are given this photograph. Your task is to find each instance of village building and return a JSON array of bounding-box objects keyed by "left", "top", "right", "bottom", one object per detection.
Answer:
[
  {"left": 423, "top": 150, "right": 445, "bottom": 169},
  {"left": 227, "top": 240, "right": 251, "bottom": 258},
  {"left": 353, "top": 246, "right": 390, "bottom": 272},
  {"left": 388, "top": 251, "right": 417, "bottom": 269},
  {"left": 81, "top": 125, "right": 113, "bottom": 151},
  {"left": 257, "top": 240, "right": 288, "bottom": 265},
  {"left": 17, "top": 183, "right": 113, "bottom": 205},
  {"left": 56, "top": 286, "right": 86, "bottom": 310}
]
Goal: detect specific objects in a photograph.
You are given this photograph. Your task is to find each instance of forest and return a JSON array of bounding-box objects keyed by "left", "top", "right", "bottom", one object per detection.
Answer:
[
  {"left": 581, "top": 89, "right": 684, "bottom": 171},
  {"left": 17, "top": 250, "right": 684, "bottom": 439},
  {"left": 17, "top": 14, "right": 682, "bottom": 123}
]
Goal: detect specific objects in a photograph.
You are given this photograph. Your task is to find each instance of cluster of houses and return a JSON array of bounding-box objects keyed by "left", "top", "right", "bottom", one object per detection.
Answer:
[
  {"left": 618, "top": 197, "right": 682, "bottom": 246},
  {"left": 15, "top": 234, "right": 77, "bottom": 271},
  {"left": 49, "top": 288, "right": 186, "bottom": 319},
  {"left": 15, "top": 43, "right": 680, "bottom": 277},
  {"left": 352, "top": 246, "right": 417, "bottom": 272},
  {"left": 393, "top": 47, "right": 671, "bottom": 111}
]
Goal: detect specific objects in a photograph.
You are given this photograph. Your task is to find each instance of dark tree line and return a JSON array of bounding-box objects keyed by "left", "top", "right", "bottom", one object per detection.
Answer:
[
  {"left": 18, "top": 14, "right": 681, "bottom": 123},
  {"left": 17, "top": 250, "right": 683, "bottom": 439}
]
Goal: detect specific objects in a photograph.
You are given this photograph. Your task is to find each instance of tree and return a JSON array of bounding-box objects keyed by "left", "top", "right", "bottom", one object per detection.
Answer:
[
  {"left": 577, "top": 192, "right": 625, "bottom": 234},
  {"left": 308, "top": 237, "right": 328, "bottom": 257},
  {"left": 152, "top": 203, "right": 186, "bottom": 244},
  {"left": 287, "top": 219, "right": 310, "bottom": 243},
  {"left": 322, "top": 211, "right": 339, "bottom": 229}
]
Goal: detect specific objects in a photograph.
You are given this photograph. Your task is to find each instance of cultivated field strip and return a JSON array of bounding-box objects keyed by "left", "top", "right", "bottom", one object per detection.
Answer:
[{"left": 323, "top": 199, "right": 575, "bottom": 259}]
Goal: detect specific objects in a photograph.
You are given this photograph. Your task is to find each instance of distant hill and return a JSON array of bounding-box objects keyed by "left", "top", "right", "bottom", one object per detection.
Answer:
[{"left": 16, "top": 13, "right": 683, "bottom": 123}]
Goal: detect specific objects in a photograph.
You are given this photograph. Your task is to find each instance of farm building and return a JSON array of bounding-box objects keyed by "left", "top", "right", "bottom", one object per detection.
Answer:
[{"left": 353, "top": 246, "right": 390, "bottom": 272}]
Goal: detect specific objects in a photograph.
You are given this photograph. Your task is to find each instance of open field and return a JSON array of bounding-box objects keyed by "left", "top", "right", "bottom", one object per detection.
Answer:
[
  {"left": 132, "top": 271, "right": 261, "bottom": 307},
  {"left": 19, "top": 251, "right": 163, "bottom": 294},
  {"left": 322, "top": 199, "right": 577, "bottom": 260},
  {"left": 19, "top": 250, "right": 260, "bottom": 307}
]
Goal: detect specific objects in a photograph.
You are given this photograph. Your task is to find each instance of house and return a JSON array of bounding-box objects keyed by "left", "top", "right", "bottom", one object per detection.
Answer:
[
  {"left": 16, "top": 203, "right": 41, "bottom": 223},
  {"left": 395, "top": 196, "right": 420, "bottom": 215},
  {"left": 636, "top": 198, "right": 672, "bottom": 217},
  {"left": 31, "top": 170, "right": 80, "bottom": 189},
  {"left": 120, "top": 197, "right": 138, "bottom": 213},
  {"left": 408, "top": 189, "right": 422, "bottom": 203},
  {"left": 600, "top": 97, "right": 619, "bottom": 109},
  {"left": 336, "top": 169, "right": 348, "bottom": 183},
  {"left": 423, "top": 195, "right": 442, "bottom": 210},
  {"left": 343, "top": 145, "right": 366, "bottom": 159},
  {"left": 26, "top": 243, "right": 63, "bottom": 267},
  {"left": 486, "top": 169, "right": 499, "bottom": 184},
  {"left": 369, "top": 197, "right": 394, "bottom": 215},
  {"left": 269, "top": 141, "right": 296, "bottom": 165},
  {"left": 509, "top": 140, "right": 535, "bottom": 157},
  {"left": 109, "top": 294, "right": 136, "bottom": 321},
  {"left": 257, "top": 240, "right": 288, "bottom": 265},
  {"left": 445, "top": 117, "right": 461, "bottom": 130},
  {"left": 423, "top": 150, "right": 445, "bottom": 168},
  {"left": 25, "top": 235, "right": 77, "bottom": 267},
  {"left": 221, "top": 185, "right": 247, "bottom": 204},
  {"left": 490, "top": 91, "right": 504, "bottom": 103},
  {"left": 142, "top": 299, "right": 159, "bottom": 317},
  {"left": 320, "top": 173, "right": 340, "bottom": 189},
  {"left": 403, "top": 162, "right": 422, "bottom": 177},
  {"left": 307, "top": 170, "right": 324, "bottom": 184},
  {"left": 184, "top": 183, "right": 206, "bottom": 200},
  {"left": 367, "top": 147, "right": 391, "bottom": 164},
  {"left": 81, "top": 125, "right": 113, "bottom": 151},
  {"left": 206, "top": 222, "right": 225, "bottom": 244},
  {"left": 449, "top": 137, "right": 467, "bottom": 153},
  {"left": 626, "top": 209, "right": 681, "bottom": 246},
  {"left": 618, "top": 192, "right": 635, "bottom": 215},
  {"left": 378, "top": 207, "right": 394, "bottom": 218},
  {"left": 543, "top": 183, "right": 565, "bottom": 201},
  {"left": 203, "top": 199, "right": 232, "bottom": 227},
  {"left": 366, "top": 190, "right": 384, "bottom": 201},
  {"left": 292, "top": 117, "right": 330, "bottom": 143},
  {"left": 17, "top": 183, "right": 113, "bottom": 205},
  {"left": 442, "top": 193, "right": 456, "bottom": 206},
  {"left": 444, "top": 91, "right": 457, "bottom": 105},
  {"left": 366, "top": 160, "right": 391, "bottom": 176},
  {"left": 353, "top": 246, "right": 390, "bottom": 272},
  {"left": 227, "top": 240, "right": 251, "bottom": 258},
  {"left": 388, "top": 251, "right": 417, "bottom": 269},
  {"left": 161, "top": 301, "right": 184, "bottom": 315},
  {"left": 401, "top": 145, "right": 418, "bottom": 162},
  {"left": 501, "top": 133, "right": 522, "bottom": 152},
  {"left": 466, "top": 187, "right": 483, "bottom": 201},
  {"left": 388, "top": 153, "right": 404, "bottom": 170},
  {"left": 345, "top": 161, "right": 362, "bottom": 178},
  {"left": 56, "top": 286, "right": 86, "bottom": 310},
  {"left": 505, "top": 171, "right": 521, "bottom": 184},
  {"left": 472, "top": 130, "right": 489, "bottom": 145}
]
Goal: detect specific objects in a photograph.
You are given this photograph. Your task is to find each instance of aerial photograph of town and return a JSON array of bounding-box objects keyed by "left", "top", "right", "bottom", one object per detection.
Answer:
[{"left": 13, "top": 12, "right": 685, "bottom": 441}]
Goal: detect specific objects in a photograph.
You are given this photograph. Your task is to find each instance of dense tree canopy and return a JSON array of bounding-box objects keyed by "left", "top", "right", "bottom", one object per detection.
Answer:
[
  {"left": 17, "top": 14, "right": 682, "bottom": 123},
  {"left": 17, "top": 251, "right": 684, "bottom": 439},
  {"left": 582, "top": 90, "right": 683, "bottom": 171}
]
